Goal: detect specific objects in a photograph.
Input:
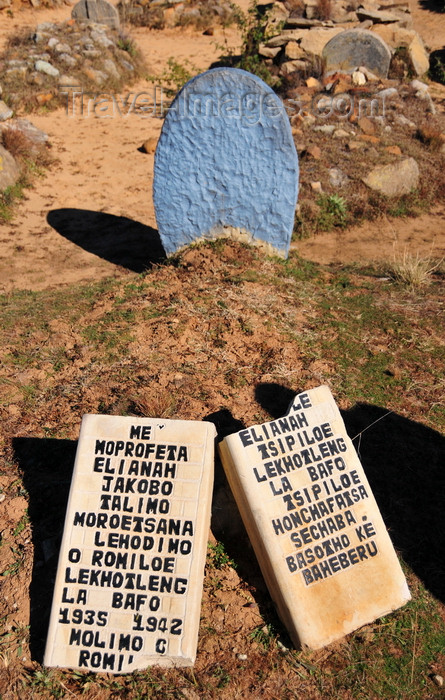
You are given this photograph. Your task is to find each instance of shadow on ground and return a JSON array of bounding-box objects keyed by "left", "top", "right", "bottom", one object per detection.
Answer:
[
  {"left": 429, "top": 49, "right": 445, "bottom": 82},
  {"left": 419, "top": 0, "right": 445, "bottom": 12},
  {"left": 47, "top": 208, "right": 165, "bottom": 273},
  {"left": 13, "top": 437, "right": 77, "bottom": 663}
]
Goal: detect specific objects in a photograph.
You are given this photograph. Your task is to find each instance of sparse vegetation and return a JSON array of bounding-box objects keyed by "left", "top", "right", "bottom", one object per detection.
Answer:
[
  {"left": 233, "top": 1, "right": 281, "bottom": 87},
  {"left": 386, "top": 249, "right": 444, "bottom": 288},
  {"left": 207, "top": 541, "right": 238, "bottom": 569},
  {"left": 0, "top": 240, "right": 444, "bottom": 698},
  {"left": 146, "top": 56, "right": 198, "bottom": 95}
]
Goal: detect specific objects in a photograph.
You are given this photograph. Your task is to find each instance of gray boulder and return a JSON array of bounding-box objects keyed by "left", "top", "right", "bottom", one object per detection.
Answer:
[
  {"left": 0, "top": 145, "right": 20, "bottom": 191},
  {"left": 362, "top": 158, "right": 419, "bottom": 196}
]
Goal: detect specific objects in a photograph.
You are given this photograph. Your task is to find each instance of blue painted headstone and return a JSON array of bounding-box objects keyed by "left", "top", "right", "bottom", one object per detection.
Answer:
[{"left": 153, "top": 67, "right": 299, "bottom": 258}]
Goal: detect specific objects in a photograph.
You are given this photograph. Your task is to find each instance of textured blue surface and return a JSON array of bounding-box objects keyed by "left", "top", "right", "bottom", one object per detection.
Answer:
[{"left": 153, "top": 68, "right": 299, "bottom": 257}]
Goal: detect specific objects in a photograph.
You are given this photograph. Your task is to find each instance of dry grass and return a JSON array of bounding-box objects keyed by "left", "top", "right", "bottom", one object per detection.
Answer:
[
  {"left": 387, "top": 249, "right": 444, "bottom": 288},
  {"left": 2, "top": 129, "right": 34, "bottom": 161},
  {"left": 416, "top": 124, "right": 445, "bottom": 152}
]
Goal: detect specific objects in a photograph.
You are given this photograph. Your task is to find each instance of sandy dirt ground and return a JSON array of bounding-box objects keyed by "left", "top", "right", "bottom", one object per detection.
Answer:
[{"left": 0, "top": 1, "right": 444, "bottom": 293}]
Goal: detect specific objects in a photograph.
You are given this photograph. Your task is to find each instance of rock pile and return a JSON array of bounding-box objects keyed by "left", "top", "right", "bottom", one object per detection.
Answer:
[
  {"left": 0, "top": 19, "right": 145, "bottom": 112},
  {"left": 257, "top": 0, "right": 430, "bottom": 80},
  {"left": 117, "top": 0, "right": 237, "bottom": 31},
  {"left": 283, "top": 69, "right": 445, "bottom": 225}
]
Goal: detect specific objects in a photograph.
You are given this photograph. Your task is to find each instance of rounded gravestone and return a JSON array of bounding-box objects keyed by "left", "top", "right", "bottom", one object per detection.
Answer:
[
  {"left": 153, "top": 67, "right": 299, "bottom": 258},
  {"left": 322, "top": 29, "right": 392, "bottom": 79},
  {"left": 72, "top": 0, "right": 120, "bottom": 29}
]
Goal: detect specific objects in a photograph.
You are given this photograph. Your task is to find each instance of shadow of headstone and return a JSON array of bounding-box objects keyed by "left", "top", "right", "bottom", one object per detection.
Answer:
[
  {"left": 429, "top": 48, "right": 445, "bottom": 83},
  {"left": 47, "top": 209, "right": 165, "bottom": 273},
  {"left": 13, "top": 437, "right": 77, "bottom": 663},
  {"left": 342, "top": 403, "right": 445, "bottom": 603}
]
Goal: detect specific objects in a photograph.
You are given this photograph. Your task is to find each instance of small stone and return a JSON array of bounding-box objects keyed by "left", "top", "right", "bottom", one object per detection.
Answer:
[
  {"left": 36, "top": 93, "right": 53, "bottom": 106},
  {"left": 258, "top": 44, "right": 281, "bottom": 59},
  {"left": 37, "top": 22, "right": 57, "bottom": 32},
  {"left": 266, "top": 31, "right": 306, "bottom": 49},
  {"left": 35, "top": 60, "right": 60, "bottom": 77},
  {"left": 54, "top": 42, "right": 72, "bottom": 54},
  {"left": 0, "top": 100, "right": 13, "bottom": 122},
  {"left": 6, "top": 66, "right": 27, "bottom": 80},
  {"left": 33, "top": 53, "right": 51, "bottom": 62},
  {"left": 333, "top": 128, "right": 350, "bottom": 138},
  {"left": 314, "top": 95, "right": 332, "bottom": 114},
  {"left": 359, "top": 134, "right": 380, "bottom": 144},
  {"left": 348, "top": 140, "right": 366, "bottom": 150},
  {"left": 83, "top": 67, "right": 108, "bottom": 85},
  {"left": 329, "top": 167, "right": 349, "bottom": 187},
  {"left": 395, "top": 114, "right": 416, "bottom": 129},
  {"left": 58, "top": 75, "right": 78, "bottom": 87},
  {"left": 303, "top": 114, "right": 316, "bottom": 127},
  {"left": 84, "top": 49, "right": 101, "bottom": 58},
  {"left": 333, "top": 78, "right": 353, "bottom": 94},
  {"left": 103, "top": 58, "right": 120, "bottom": 80},
  {"left": 59, "top": 53, "right": 77, "bottom": 67},
  {"left": 311, "top": 181, "right": 323, "bottom": 192},
  {"left": 414, "top": 90, "right": 436, "bottom": 114},
  {"left": 306, "top": 144, "right": 321, "bottom": 159},
  {"left": 377, "top": 87, "right": 398, "bottom": 99},
  {"left": 358, "top": 116, "right": 375, "bottom": 135},
  {"left": 90, "top": 30, "right": 114, "bottom": 48},
  {"left": 306, "top": 76, "right": 322, "bottom": 89},
  {"left": 433, "top": 675, "right": 444, "bottom": 687},
  {"left": 411, "top": 79, "right": 428, "bottom": 93},
  {"left": 358, "top": 65, "right": 380, "bottom": 81},
  {"left": 120, "top": 59, "right": 134, "bottom": 72},
  {"left": 237, "top": 653, "right": 248, "bottom": 660},
  {"left": 141, "top": 137, "right": 158, "bottom": 154},
  {"left": 28, "top": 72, "right": 45, "bottom": 87},
  {"left": 284, "top": 41, "right": 304, "bottom": 60},
  {"left": 356, "top": 7, "right": 404, "bottom": 22},
  {"left": 313, "top": 124, "right": 336, "bottom": 134},
  {"left": 352, "top": 70, "right": 366, "bottom": 86},
  {"left": 385, "top": 145, "right": 402, "bottom": 155}
]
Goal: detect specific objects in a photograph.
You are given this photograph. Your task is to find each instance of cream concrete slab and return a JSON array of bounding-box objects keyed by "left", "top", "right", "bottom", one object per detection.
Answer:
[
  {"left": 218, "top": 385, "right": 410, "bottom": 650},
  {"left": 44, "top": 415, "right": 216, "bottom": 672}
]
